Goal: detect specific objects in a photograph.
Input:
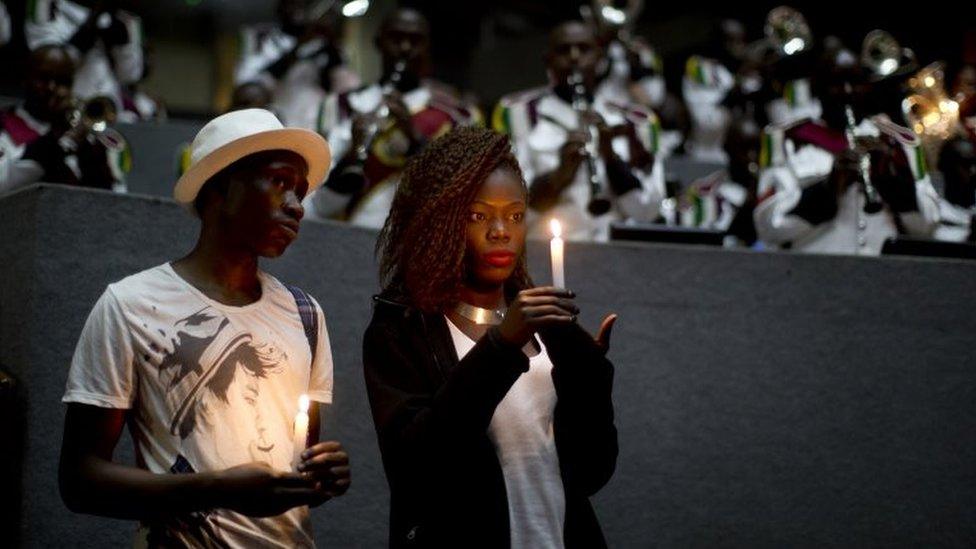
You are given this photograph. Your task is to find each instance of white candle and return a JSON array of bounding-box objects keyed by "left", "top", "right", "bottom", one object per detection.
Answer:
[
  {"left": 550, "top": 219, "right": 565, "bottom": 289},
  {"left": 292, "top": 394, "right": 310, "bottom": 470}
]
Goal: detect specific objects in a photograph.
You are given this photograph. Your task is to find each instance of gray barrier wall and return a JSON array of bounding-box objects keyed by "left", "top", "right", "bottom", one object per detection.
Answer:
[
  {"left": 117, "top": 121, "right": 201, "bottom": 198},
  {"left": 3, "top": 184, "right": 976, "bottom": 548}
]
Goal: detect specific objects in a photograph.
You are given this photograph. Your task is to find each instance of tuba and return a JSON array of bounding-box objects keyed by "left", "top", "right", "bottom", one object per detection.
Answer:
[
  {"left": 903, "top": 62, "right": 960, "bottom": 140},
  {"left": 582, "top": 0, "right": 653, "bottom": 78},
  {"left": 764, "top": 6, "right": 812, "bottom": 58},
  {"left": 861, "top": 30, "right": 916, "bottom": 82},
  {"left": 583, "top": 0, "right": 644, "bottom": 43},
  {"left": 903, "top": 62, "right": 961, "bottom": 168},
  {"left": 306, "top": 0, "right": 370, "bottom": 21}
]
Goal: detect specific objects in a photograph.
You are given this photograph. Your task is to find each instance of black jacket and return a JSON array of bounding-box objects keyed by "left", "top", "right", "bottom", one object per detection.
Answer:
[{"left": 362, "top": 294, "right": 618, "bottom": 548}]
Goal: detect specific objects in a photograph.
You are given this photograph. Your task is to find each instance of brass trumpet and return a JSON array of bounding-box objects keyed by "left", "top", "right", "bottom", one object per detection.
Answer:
[
  {"left": 764, "top": 6, "right": 812, "bottom": 57},
  {"left": 66, "top": 96, "right": 115, "bottom": 133},
  {"left": 64, "top": 96, "right": 124, "bottom": 148},
  {"left": 861, "top": 30, "right": 915, "bottom": 81}
]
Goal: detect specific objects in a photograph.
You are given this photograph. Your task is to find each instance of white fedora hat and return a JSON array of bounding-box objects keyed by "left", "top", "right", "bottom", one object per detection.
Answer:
[{"left": 174, "top": 108, "right": 331, "bottom": 210}]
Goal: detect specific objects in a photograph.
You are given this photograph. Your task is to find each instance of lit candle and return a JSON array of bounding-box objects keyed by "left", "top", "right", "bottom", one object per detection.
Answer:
[
  {"left": 550, "top": 219, "right": 565, "bottom": 289},
  {"left": 292, "top": 394, "right": 310, "bottom": 470}
]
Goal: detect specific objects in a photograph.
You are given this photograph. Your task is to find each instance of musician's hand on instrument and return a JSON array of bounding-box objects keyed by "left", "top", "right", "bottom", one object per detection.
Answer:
[
  {"left": 383, "top": 92, "right": 411, "bottom": 127},
  {"left": 579, "top": 110, "right": 606, "bottom": 129},
  {"left": 851, "top": 136, "right": 887, "bottom": 158},
  {"left": 595, "top": 122, "right": 624, "bottom": 160},
  {"left": 559, "top": 131, "right": 588, "bottom": 171},
  {"left": 625, "top": 124, "right": 654, "bottom": 170},
  {"left": 383, "top": 92, "right": 423, "bottom": 147},
  {"left": 350, "top": 112, "right": 374, "bottom": 136},
  {"left": 579, "top": 111, "right": 622, "bottom": 159}
]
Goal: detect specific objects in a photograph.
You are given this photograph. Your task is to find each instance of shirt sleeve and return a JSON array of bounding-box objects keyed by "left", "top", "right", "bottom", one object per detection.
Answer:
[
  {"left": 234, "top": 25, "right": 282, "bottom": 86},
  {"left": 63, "top": 286, "right": 137, "bottom": 409},
  {"left": 0, "top": 2, "right": 11, "bottom": 47},
  {"left": 306, "top": 296, "right": 334, "bottom": 404},
  {"left": 109, "top": 12, "right": 144, "bottom": 85},
  {"left": 614, "top": 114, "right": 665, "bottom": 221},
  {"left": 25, "top": 0, "right": 75, "bottom": 50}
]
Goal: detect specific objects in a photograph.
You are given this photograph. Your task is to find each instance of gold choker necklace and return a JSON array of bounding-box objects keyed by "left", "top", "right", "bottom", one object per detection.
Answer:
[{"left": 454, "top": 302, "right": 506, "bottom": 325}]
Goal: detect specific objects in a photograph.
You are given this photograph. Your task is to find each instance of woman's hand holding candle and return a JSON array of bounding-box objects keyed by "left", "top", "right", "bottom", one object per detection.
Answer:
[{"left": 495, "top": 287, "right": 579, "bottom": 347}]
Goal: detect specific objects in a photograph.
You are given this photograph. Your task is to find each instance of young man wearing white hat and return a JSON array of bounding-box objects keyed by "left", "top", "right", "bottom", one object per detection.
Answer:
[{"left": 59, "top": 108, "right": 350, "bottom": 547}]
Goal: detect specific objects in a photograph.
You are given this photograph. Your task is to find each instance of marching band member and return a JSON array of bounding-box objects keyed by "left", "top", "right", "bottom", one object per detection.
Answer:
[
  {"left": 753, "top": 39, "right": 940, "bottom": 255},
  {"left": 1, "top": 45, "right": 129, "bottom": 193},
  {"left": 25, "top": 0, "right": 145, "bottom": 111},
  {"left": 234, "top": 0, "right": 360, "bottom": 129},
  {"left": 307, "top": 8, "right": 479, "bottom": 229},
  {"left": 494, "top": 21, "right": 664, "bottom": 242}
]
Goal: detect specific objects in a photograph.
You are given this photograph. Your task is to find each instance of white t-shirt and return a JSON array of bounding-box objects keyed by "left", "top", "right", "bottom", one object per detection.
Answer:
[
  {"left": 64, "top": 263, "right": 334, "bottom": 548},
  {"left": 445, "top": 317, "right": 566, "bottom": 549}
]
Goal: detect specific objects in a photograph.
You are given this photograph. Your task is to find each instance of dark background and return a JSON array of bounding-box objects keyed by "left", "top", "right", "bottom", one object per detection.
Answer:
[{"left": 1, "top": 0, "right": 973, "bottom": 116}]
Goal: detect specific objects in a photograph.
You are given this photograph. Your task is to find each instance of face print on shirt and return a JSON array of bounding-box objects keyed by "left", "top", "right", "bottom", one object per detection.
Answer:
[{"left": 156, "top": 306, "right": 288, "bottom": 466}]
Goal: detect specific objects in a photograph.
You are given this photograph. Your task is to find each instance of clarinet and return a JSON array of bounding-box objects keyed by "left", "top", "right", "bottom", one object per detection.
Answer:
[
  {"left": 568, "top": 70, "right": 613, "bottom": 216},
  {"left": 356, "top": 59, "right": 407, "bottom": 164},
  {"left": 843, "top": 84, "right": 884, "bottom": 214}
]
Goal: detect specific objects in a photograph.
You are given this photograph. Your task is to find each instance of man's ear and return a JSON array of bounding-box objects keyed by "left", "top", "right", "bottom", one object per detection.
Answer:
[{"left": 195, "top": 173, "right": 232, "bottom": 217}]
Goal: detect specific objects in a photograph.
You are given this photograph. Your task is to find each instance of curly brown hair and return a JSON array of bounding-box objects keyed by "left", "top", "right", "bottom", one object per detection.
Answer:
[{"left": 377, "top": 126, "right": 533, "bottom": 313}]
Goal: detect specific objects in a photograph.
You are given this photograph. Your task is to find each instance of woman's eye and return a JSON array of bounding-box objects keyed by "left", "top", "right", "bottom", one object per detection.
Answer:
[
  {"left": 469, "top": 212, "right": 486, "bottom": 222},
  {"left": 511, "top": 212, "right": 525, "bottom": 223}
]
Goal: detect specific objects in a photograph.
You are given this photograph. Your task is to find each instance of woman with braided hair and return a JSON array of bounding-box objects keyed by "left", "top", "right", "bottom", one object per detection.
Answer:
[{"left": 363, "top": 126, "right": 618, "bottom": 548}]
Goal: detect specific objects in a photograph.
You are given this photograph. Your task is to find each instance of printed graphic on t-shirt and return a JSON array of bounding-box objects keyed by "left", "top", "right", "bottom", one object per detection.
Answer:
[{"left": 154, "top": 305, "right": 292, "bottom": 469}]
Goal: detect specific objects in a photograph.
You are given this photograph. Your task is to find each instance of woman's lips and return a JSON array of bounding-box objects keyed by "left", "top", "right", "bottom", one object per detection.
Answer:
[{"left": 484, "top": 251, "right": 516, "bottom": 268}]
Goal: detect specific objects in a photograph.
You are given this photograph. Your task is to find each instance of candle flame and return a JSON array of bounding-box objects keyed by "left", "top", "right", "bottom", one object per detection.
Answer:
[
  {"left": 298, "top": 394, "right": 310, "bottom": 413},
  {"left": 550, "top": 219, "right": 562, "bottom": 238}
]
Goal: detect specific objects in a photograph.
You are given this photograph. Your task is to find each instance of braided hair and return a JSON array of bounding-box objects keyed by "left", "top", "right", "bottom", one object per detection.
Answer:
[{"left": 377, "top": 126, "right": 533, "bottom": 313}]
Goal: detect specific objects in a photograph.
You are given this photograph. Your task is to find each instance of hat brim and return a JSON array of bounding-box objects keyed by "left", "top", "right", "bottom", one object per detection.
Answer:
[{"left": 174, "top": 127, "right": 331, "bottom": 210}]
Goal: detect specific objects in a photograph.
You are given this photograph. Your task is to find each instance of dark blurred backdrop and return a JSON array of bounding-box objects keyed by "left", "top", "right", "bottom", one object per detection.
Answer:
[{"left": 0, "top": 0, "right": 973, "bottom": 117}]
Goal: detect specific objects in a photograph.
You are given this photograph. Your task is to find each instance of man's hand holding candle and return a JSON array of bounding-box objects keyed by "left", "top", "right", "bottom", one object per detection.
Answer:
[{"left": 297, "top": 441, "right": 351, "bottom": 505}]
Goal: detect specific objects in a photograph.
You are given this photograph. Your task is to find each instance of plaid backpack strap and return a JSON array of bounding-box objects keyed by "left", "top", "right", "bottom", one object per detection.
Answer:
[{"left": 286, "top": 285, "right": 318, "bottom": 367}]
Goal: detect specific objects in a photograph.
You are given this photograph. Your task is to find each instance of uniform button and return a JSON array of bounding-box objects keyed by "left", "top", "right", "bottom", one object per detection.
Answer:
[
  {"left": 858, "top": 219, "right": 867, "bottom": 230},
  {"left": 858, "top": 236, "right": 867, "bottom": 247}
]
